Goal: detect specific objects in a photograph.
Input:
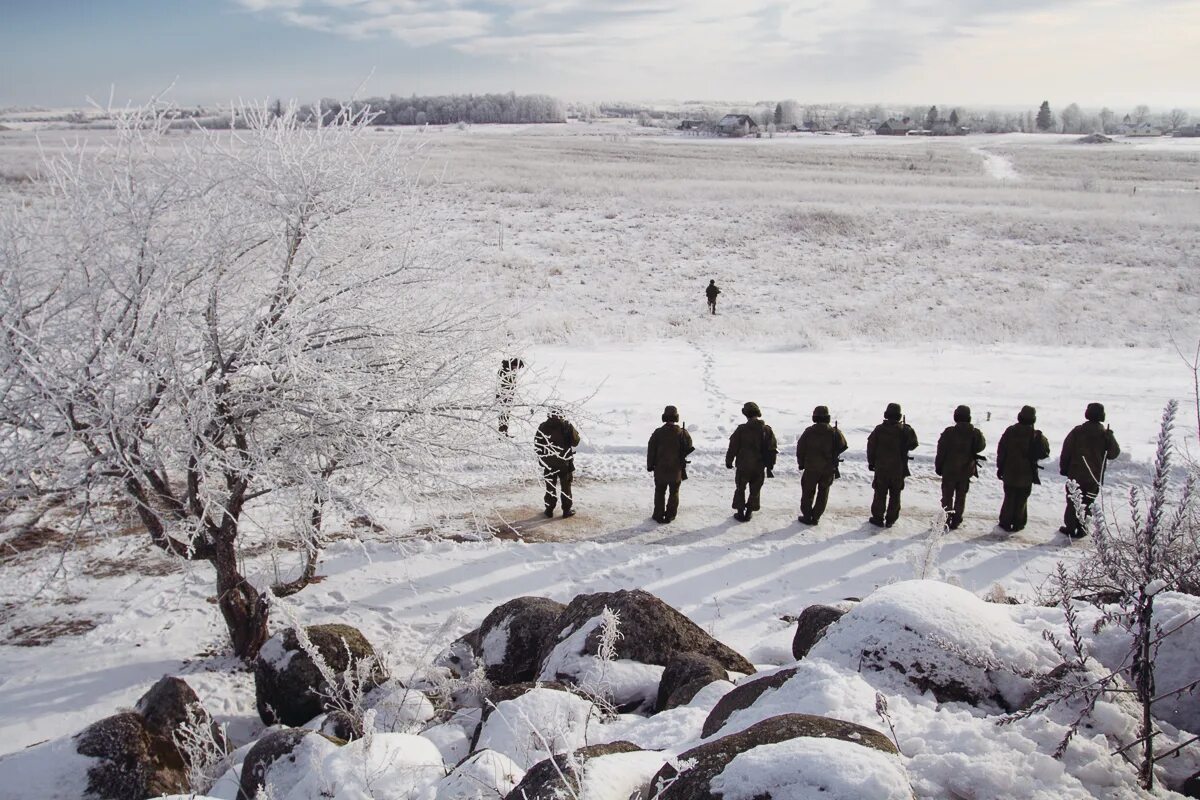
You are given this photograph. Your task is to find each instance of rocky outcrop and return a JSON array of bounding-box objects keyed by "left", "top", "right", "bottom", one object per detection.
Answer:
[
  {"left": 650, "top": 714, "right": 901, "bottom": 800},
  {"left": 791, "top": 605, "right": 845, "bottom": 660},
  {"left": 74, "top": 711, "right": 189, "bottom": 800},
  {"left": 702, "top": 668, "right": 798, "bottom": 738},
  {"left": 254, "top": 623, "right": 385, "bottom": 726},
  {"left": 477, "top": 597, "right": 568, "bottom": 685},
  {"left": 237, "top": 728, "right": 341, "bottom": 800},
  {"left": 656, "top": 652, "right": 728, "bottom": 711}
]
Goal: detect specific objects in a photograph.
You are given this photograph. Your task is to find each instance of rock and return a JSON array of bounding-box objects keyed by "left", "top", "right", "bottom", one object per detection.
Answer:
[
  {"left": 649, "top": 713, "right": 901, "bottom": 800},
  {"left": 1181, "top": 770, "right": 1200, "bottom": 798},
  {"left": 791, "top": 604, "right": 845, "bottom": 660},
  {"left": 504, "top": 742, "right": 641, "bottom": 800},
  {"left": 134, "top": 676, "right": 226, "bottom": 765},
  {"left": 319, "top": 709, "right": 362, "bottom": 741},
  {"left": 473, "top": 687, "right": 599, "bottom": 769},
  {"left": 702, "top": 668, "right": 798, "bottom": 738},
  {"left": 471, "top": 680, "right": 573, "bottom": 744},
  {"left": 436, "top": 749, "right": 525, "bottom": 799},
  {"left": 254, "top": 623, "right": 385, "bottom": 726},
  {"left": 656, "top": 652, "right": 728, "bottom": 711},
  {"left": 237, "top": 728, "right": 341, "bottom": 800},
  {"left": 538, "top": 589, "right": 754, "bottom": 682},
  {"left": 74, "top": 711, "right": 189, "bottom": 800},
  {"left": 478, "top": 597, "right": 568, "bottom": 686}
]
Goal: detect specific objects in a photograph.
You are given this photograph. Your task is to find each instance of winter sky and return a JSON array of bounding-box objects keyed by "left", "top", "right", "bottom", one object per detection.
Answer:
[{"left": 1, "top": 0, "right": 1196, "bottom": 108}]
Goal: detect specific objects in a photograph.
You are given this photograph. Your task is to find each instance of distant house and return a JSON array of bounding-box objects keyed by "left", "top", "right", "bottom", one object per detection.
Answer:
[
  {"left": 876, "top": 117, "right": 914, "bottom": 136},
  {"left": 1116, "top": 121, "right": 1162, "bottom": 137},
  {"left": 1173, "top": 124, "right": 1200, "bottom": 138},
  {"left": 716, "top": 114, "right": 760, "bottom": 137},
  {"left": 678, "top": 119, "right": 707, "bottom": 131}
]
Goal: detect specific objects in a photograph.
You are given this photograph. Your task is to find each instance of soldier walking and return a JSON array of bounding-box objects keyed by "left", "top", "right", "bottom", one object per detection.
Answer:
[
  {"left": 705, "top": 280, "right": 721, "bottom": 315},
  {"left": 795, "top": 405, "right": 848, "bottom": 525},
  {"left": 647, "top": 405, "right": 695, "bottom": 523},
  {"left": 996, "top": 405, "right": 1050, "bottom": 533},
  {"left": 866, "top": 403, "right": 918, "bottom": 528},
  {"left": 535, "top": 408, "right": 581, "bottom": 518},
  {"left": 934, "top": 405, "right": 987, "bottom": 530},
  {"left": 1058, "top": 403, "right": 1120, "bottom": 539},
  {"left": 725, "top": 402, "right": 778, "bottom": 522}
]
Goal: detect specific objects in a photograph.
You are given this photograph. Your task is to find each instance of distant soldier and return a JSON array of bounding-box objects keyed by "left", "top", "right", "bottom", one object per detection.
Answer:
[
  {"left": 725, "top": 402, "right": 778, "bottom": 522},
  {"left": 795, "top": 405, "right": 848, "bottom": 525},
  {"left": 705, "top": 280, "right": 721, "bottom": 315},
  {"left": 996, "top": 405, "right": 1050, "bottom": 533},
  {"left": 934, "top": 405, "right": 987, "bottom": 530},
  {"left": 866, "top": 403, "right": 919, "bottom": 528},
  {"left": 535, "top": 408, "right": 581, "bottom": 518},
  {"left": 647, "top": 405, "right": 695, "bottom": 523},
  {"left": 1058, "top": 403, "right": 1120, "bottom": 539},
  {"left": 496, "top": 357, "right": 525, "bottom": 435}
]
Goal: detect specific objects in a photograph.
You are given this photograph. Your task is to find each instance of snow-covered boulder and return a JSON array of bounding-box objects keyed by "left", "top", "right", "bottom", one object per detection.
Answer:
[
  {"left": 436, "top": 631, "right": 482, "bottom": 679},
  {"left": 435, "top": 749, "right": 525, "bottom": 799},
  {"left": 364, "top": 679, "right": 437, "bottom": 733},
  {"left": 473, "top": 686, "right": 600, "bottom": 769},
  {"left": 317, "top": 709, "right": 361, "bottom": 741},
  {"left": 656, "top": 652, "right": 728, "bottom": 711},
  {"left": 476, "top": 596, "right": 568, "bottom": 685},
  {"left": 650, "top": 713, "right": 906, "bottom": 800},
  {"left": 238, "top": 728, "right": 341, "bottom": 800},
  {"left": 703, "top": 667, "right": 800, "bottom": 738},
  {"left": 303, "top": 733, "right": 443, "bottom": 799},
  {"left": 254, "top": 624, "right": 386, "bottom": 726},
  {"left": 537, "top": 590, "right": 753, "bottom": 710},
  {"left": 791, "top": 604, "right": 846, "bottom": 660},
  {"left": 504, "top": 742, "right": 665, "bottom": 800},
  {"left": 810, "top": 580, "right": 1060, "bottom": 710}
]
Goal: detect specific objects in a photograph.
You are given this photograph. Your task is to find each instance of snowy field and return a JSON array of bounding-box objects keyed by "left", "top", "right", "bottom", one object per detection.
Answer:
[{"left": 1, "top": 122, "right": 1199, "bottom": 798}]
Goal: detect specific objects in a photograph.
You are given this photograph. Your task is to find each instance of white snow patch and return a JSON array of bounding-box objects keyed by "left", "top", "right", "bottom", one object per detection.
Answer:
[
  {"left": 539, "top": 613, "right": 665, "bottom": 710},
  {"left": 578, "top": 749, "right": 667, "bottom": 799},
  {"left": 365, "top": 681, "right": 437, "bottom": 733},
  {"left": 434, "top": 748, "right": 524, "bottom": 799},
  {"left": 591, "top": 679, "right": 735, "bottom": 750},
  {"left": 475, "top": 687, "right": 599, "bottom": 769},
  {"left": 480, "top": 615, "right": 513, "bottom": 667},
  {"left": 0, "top": 734, "right": 93, "bottom": 800}
]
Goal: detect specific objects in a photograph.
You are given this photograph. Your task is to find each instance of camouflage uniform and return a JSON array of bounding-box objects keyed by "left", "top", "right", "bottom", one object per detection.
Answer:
[
  {"left": 536, "top": 412, "right": 581, "bottom": 517},
  {"left": 867, "top": 403, "right": 919, "bottom": 527},
  {"left": 1058, "top": 403, "right": 1120, "bottom": 538},
  {"left": 705, "top": 280, "right": 721, "bottom": 315},
  {"left": 795, "top": 405, "right": 848, "bottom": 525},
  {"left": 647, "top": 405, "right": 695, "bottom": 523},
  {"left": 934, "top": 405, "right": 986, "bottom": 529},
  {"left": 726, "top": 402, "right": 778, "bottom": 521},
  {"left": 996, "top": 405, "right": 1050, "bottom": 532}
]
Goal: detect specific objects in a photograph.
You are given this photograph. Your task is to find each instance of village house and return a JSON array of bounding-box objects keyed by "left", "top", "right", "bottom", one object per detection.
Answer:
[
  {"left": 876, "top": 117, "right": 914, "bottom": 136},
  {"left": 716, "top": 114, "right": 760, "bottom": 137}
]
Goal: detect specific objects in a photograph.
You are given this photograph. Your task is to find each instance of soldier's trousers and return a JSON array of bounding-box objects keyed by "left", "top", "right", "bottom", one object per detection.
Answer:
[
  {"left": 733, "top": 467, "right": 765, "bottom": 512},
  {"left": 940, "top": 477, "right": 970, "bottom": 526},
  {"left": 654, "top": 478, "right": 681, "bottom": 520},
  {"left": 1062, "top": 483, "right": 1098, "bottom": 537},
  {"left": 707, "top": 299, "right": 716, "bottom": 315},
  {"left": 543, "top": 467, "right": 573, "bottom": 513},
  {"left": 800, "top": 471, "right": 833, "bottom": 521},
  {"left": 999, "top": 483, "right": 1032, "bottom": 531},
  {"left": 870, "top": 476, "right": 904, "bottom": 525}
]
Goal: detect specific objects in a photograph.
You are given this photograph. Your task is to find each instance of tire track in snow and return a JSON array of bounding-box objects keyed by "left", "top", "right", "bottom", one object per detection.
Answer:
[{"left": 971, "top": 146, "right": 1019, "bottom": 181}]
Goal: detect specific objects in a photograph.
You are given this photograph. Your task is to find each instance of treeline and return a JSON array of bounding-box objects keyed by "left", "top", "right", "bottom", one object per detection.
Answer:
[{"left": 299, "top": 93, "right": 566, "bottom": 126}]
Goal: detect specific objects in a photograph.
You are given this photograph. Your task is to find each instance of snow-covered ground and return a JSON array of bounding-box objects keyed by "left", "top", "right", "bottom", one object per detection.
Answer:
[{"left": 1, "top": 123, "right": 1199, "bottom": 797}]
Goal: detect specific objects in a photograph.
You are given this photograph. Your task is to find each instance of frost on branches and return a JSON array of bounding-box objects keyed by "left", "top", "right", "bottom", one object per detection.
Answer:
[{"left": 0, "top": 103, "right": 526, "bottom": 658}]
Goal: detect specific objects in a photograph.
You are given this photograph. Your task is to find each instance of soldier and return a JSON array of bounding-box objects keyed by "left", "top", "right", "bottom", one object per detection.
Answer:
[
  {"left": 496, "top": 357, "right": 524, "bottom": 435},
  {"left": 725, "top": 402, "right": 778, "bottom": 522},
  {"left": 705, "top": 280, "right": 721, "bottom": 315},
  {"left": 934, "top": 405, "right": 987, "bottom": 530},
  {"left": 866, "top": 403, "right": 918, "bottom": 528},
  {"left": 535, "top": 408, "right": 581, "bottom": 518},
  {"left": 795, "top": 405, "right": 848, "bottom": 525},
  {"left": 647, "top": 405, "right": 695, "bottom": 523},
  {"left": 996, "top": 405, "right": 1050, "bottom": 533},
  {"left": 1058, "top": 403, "right": 1121, "bottom": 539}
]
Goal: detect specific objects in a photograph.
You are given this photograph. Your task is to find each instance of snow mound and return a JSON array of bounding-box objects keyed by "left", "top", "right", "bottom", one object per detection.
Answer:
[
  {"left": 811, "top": 580, "right": 1059, "bottom": 709},
  {"left": 474, "top": 687, "right": 600, "bottom": 769},
  {"left": 709, "top": 736, "right": 912, "bottom": 800},
  {"left": 365, "top": 681, "right": 437, "bottom": 733},
  {"left": 294, "top": 733, "right": 442, "bottom": 799},
  {"left": 0, "top": 734, "right": 92, "bottom": 800},
  {"left": 578, "top": 749, "right": 669, "bottom": 799},
  {"left": 434, "top": 748, "right": 524, "bottom": 799},
  {"left": 592, "top": 679, "right": 734, "bottom": 750}
]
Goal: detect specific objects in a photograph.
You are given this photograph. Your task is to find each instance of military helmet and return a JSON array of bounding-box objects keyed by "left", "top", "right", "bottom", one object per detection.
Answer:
[
  {"left": 884, "top": 402, "right": 902, "bottom": 421},
  {"left": 662, "top": 405, "right": 680, "bottom": 422},
  {"left": 742, "top": 401, "right": 762, "bottom": 418},
  {"left": 1085, "top": 402, "right": 1106, "bottom": 422},
  {"left": 812, "top": 405, "right": 831, "bottom": 423},
  {"left": 954, "top": 405, "right": 971, "bottom": 423}
]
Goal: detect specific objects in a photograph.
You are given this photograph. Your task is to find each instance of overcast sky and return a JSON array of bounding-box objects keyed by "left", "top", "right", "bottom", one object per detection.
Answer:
[{"left": 2, "top": 0, "right": 1196, "bottom": 110}]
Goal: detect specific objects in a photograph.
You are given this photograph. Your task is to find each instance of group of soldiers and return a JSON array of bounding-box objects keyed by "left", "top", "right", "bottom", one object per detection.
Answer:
[{"left": 533, "top": 400, "right": 1121, "bottom": 538}]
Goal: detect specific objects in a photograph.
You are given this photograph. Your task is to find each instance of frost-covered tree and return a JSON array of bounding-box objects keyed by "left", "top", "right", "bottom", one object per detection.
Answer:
[
  {"left": 1165, "top": 108, "right": 1189, "bottom": 132},
  {"left": 925, "top": 105, "right": 938, "bottom": 130},
  {"left": 1036, "top": 101, "right": 1054, "bottom": 131},
  {"left": 1133, "top": 104, "right": 1151, "bottom": 124},
  {"left": 0, "top": 103, "right": 525, "bottom": 658},
  {"left": 1060, "top": 102, "right": 1083, "bottom": 134}
]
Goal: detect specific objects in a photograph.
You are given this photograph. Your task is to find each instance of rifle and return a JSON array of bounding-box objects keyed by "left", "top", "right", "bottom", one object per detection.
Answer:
[
  {"left": 833, "top": 419, "right": 844, "bottom": 480},
  {"left": 680, "top": 421, "right": 690, "bottom": 481}
]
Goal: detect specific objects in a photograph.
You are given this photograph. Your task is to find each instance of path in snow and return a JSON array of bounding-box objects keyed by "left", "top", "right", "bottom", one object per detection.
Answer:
[{"left": 972, "top": 146, "right": 1020, "bottom": 181}]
